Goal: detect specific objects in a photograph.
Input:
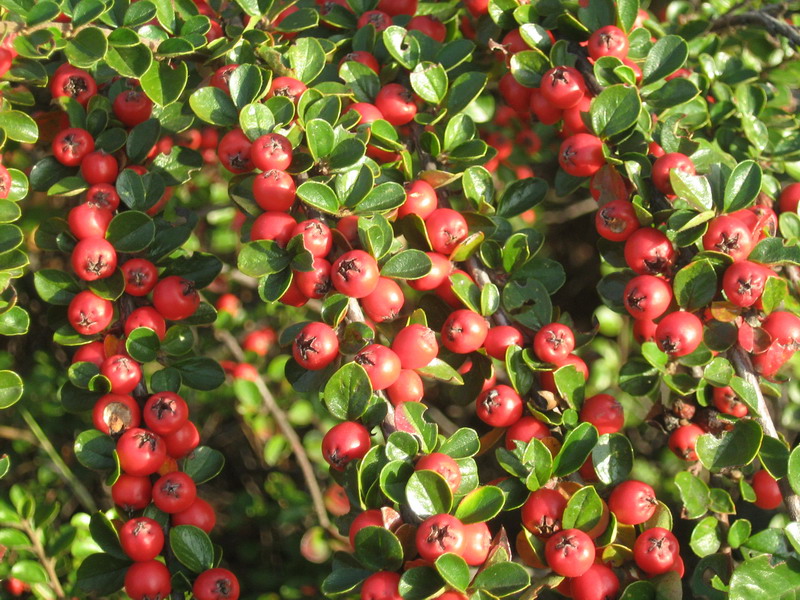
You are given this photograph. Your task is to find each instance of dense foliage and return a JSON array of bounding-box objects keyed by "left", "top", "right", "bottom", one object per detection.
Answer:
[{"left": 4, "top": 0, "right": 800, "bottom": 599}]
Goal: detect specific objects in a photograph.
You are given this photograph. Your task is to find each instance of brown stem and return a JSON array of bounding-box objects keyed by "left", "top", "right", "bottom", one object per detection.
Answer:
[
  {"left": 710, "top": 4, "right": 800, "bottom": 48},
  {"left": 19, "top": 520, "right": 66, "bottom": 599},
  {"left": 215, "top": 329, "right": 332, "bottom": 531},
  {"left": 567, "top": 41, "right": 604, "bottom": 97},
  {"left": 729, "top": 346, "right": 800, "bottom": 521}
]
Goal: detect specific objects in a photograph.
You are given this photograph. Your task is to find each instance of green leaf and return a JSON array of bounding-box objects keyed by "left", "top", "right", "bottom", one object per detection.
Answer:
[
  {"left": 106, "top": 44, "right": 153, "bottom": 78},
  {"left": 89, "top": 513, "right": 127, "bottom": 560},
  {"left": 398, "top": 567, "right": 445, "bottom": 600},
  {"left": 724, "top": 161, "right": 762, "bottom": 213},
  {"left": 405, "top": 470, "right": 453, "bottom": 519},
  {"left": 642, "top": 35, "right": 688, "bottom": 85},
  {"left": 644, "top": 77, "right": 699, "bottom": 111},
  {"left": 228, "top": 64, "right": 266, "bottom": 110},
  {"left": 562, "top": 485, "right": 604, "bottom": 534},
  {"left": 356, "top": 182, "right": 405, "bottom": 214},
  {"left": 0, "top": 370, "right": 23, "bottom": 409},
  {"left": 106, "top": 211, "right": 155, "bottom": 252},
  {"left": 182, "top": 446, "right": 225, "bottom": 484},
  {"left": 471, "top": 562, "right": 530, "bottom": 597},
  {"left": 323, "top": 362, "right": 371, "bottom": 421},
  {"left": 288, "top": 37, "right": 326, "bottom": 84},
  {"left": 729, "top": 555, "right": 800, "bottom": 597},
  {"left": 322, "top": 568, "right": 371, "bottom": 598},
  {"left": 434, "top": 554, "right": 470, "bottom": 592},
  {"left": 381, "top": 250, "right": 432, "bottom": 280},
  {"left": 410, "top": 61, "right": 448, "bottom": 104},
  {"left": 75, "top": 553, "right": 130, "bottom": 595},
  {"left": 590, "top": 85, "right": 641, "bottom": 138},
  {"left": 496, "top": 178, "right": 547, "bottom": 218},
  {"left": 74, "top": 429, "right": 116, "bottom": 470},
  {"left": 553, "top": 422, "right": 598, "bottom": 477},
  {"left": 592, "top": 433, "right": 633, "bottom": 486},
  {"left": 697, "top": 419, "right": 763, "bottom": 471},
  {"left": 189, "top": 86, "right": 239, "bottom": 126},
  {"left": 172, "top": 357, "right": 224, "bottom": 391},
  {"left": 140, "top": 60, "right": 187, "bottom": 106},
  {"left": 383, "top": 26, "right": 420, "bottom": 70},
  {"left": 297, "top": 181, "right": 340, "bottom": 214},
  {"left": 0, "top": 110, "right": 38, "bottom": 143},
  {"left": 125, "top": 327, "right": 160, "bottom": 363},
  {"left": 170, "top": 525, "right": 214, "bottom": 573},
  {"left": 728, "top": 519, "right": 751, "bottom": 549},
  {"left": 65, "top": 26, "right": 108, "bottom": 68},
  {"left": 454, "top": 486, "right": 504, "bottom": 524},
  {"left": 354, "top": 526, "right": 403, "bottom": 572},
  {"left": 760, "top": 435, "right": 789, "bottom": 479},
  {"left": 439, "top": 428, "right": 480, "bottom": 459},
  {"left": 126, "top": 118, "right": 161, "bottom": 164},
  {"left": 237, "top": 240, "right": 290, "bottom": 277},
  {"left": 671, "top": 169, "right": 713, "bottom": 211},
  {"left": 339, "top": 61, "right": 380, "bottom": 103},
  {"left": 673, "top": 260, "right": 717, "bottom": 310},
  {"left": 306, "top": 119, "right": 335, "bottom": 163},
  {"left": 0, "top": 307, "right": 29, "bottom": 336},
  {"left": 239, "top": 103, "right": 275, "bottom": 140},
  {"left": 447, "top": 72, "right": 488, "bottom": 115},
  {"left": 33, "top": 269, "right": 80, "bottom": 305}
]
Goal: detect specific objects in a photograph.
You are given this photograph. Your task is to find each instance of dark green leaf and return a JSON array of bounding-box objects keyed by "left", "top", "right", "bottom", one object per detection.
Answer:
[{"left": 170, "top": 525, "right": 214, "bottom": 572}]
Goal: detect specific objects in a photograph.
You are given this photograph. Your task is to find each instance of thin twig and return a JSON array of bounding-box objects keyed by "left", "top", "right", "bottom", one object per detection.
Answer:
[
  {"left": 729, "top": 346, "right": 800, "bottom": 521},
  {"left": 711, "top": 4, "right": 800, "bottom": 48},
  {"left": 215, "top": 329, "right": 332, "bottom": 530},
  {"left": 18, "top": 406, "right": 97, "bottom": 513},
  {"left": 19, "top": 519, "right": 66, "bottom": 599},
  {"left": 0, "top": 426, "right": 36, "bottom": 444}
]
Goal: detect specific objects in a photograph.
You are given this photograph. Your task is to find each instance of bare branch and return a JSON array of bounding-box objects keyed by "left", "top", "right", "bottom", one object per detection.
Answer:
[{"left": 711, "top": 4, "right": 800, "bottom": 48}]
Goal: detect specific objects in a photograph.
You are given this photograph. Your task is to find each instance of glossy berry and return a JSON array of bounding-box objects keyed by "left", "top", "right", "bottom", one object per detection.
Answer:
[
  {"left": 762, "top": 310, "right": 800, "bottom": 350},
  {"left": 461, "top": 522, "right": 491, "bottom": 566},
  {"left": 633, "top": 527, "right": 680, "bottom": 575},
  {"left": 570, "top": 564, "right": 620, "bottom": 600},
  {"left": 68, "top": 290, "right": 114, "bottom": 336},
  {"left": 124, "top": 560, "right": 171, "bottom": 600},
  {"left": 408, "top": 15, "right": 446, "bottom": 42},
  {"left": 386, "top": 369, "right": 425, "bottom": 405},
  {"left": 415, "top": 514, "right": 466, "bottom": 561},
  {"left": 375, "top": 83, "right": 417, "bottom": 125},
  {"left": 163, "top": 421, "right": 200, "bottom": 458},
  {"left": 780, "top": 183, "right": 800, "bottom": 213},
  {"left": 251, "top": 211, "right": 297, "bottom": 246},
  {"left": 113, "top": 89, "right": 153, "bottom": 127},
  {"left": 210, "top": 64, "right": 238, "bottom": 93},
  {"left": 360, "top": 571, "right": 401, "bottom": 600},
  {"left": 499, "top": 73, "right": 533, "bottom": 115},
  {"left": 252, "top": 133, "right": 293, "bottom": 172},
  {"left": 152, "top": 276, "right": 200, "bottom": 321},
  {"left": 399, "top": 180, "right": 438, "bottom": 220},
  {"left": 50, "top": 65, "right": 97, "bottom": 105},
  {"left": 80, "top": 151, "right": 118, "bottom": 185},
  {"left": 253, "top": 169, "right": 296, "bottom": 211},
  {"left": 483, "top": 325, "right": 524, "bottom": 360},
  {"left": 71, "top": 237, "right": 117, "bottom": 281},
  {"left": 331, "top": 250, "right": 380, "bottom": 298},
  {"left": 652, "top": 153, "right": 695, "bottom": 196},
  {"left": 608, "top": 480, "right": 657, "bottom": 525},
  {"left": 505, "top": 416, "right": 549, "bottom": 450},
  {"left": 623, "top": 275, "right": 672, "bottom": 321},
  {"left": 121, "top": 258, "right": 158, "bottom": 296},
  {"left": 712, "top": 386, "right": 748, "bottom": 418},
  {"left": 52, "top": 127, "right": 94, "bottom": 166},
  {"left": 268, "top": 76, "right": 307, "bottom": 104},
  {"left": 357, "top": 10, "right": 391, "bottom": 33},
  {"left": 588, "top": 25, "right": 629, "bottom": 60},
  {"left": 441, "top": 309, "right": 488, "bottom": 354},
  {"left": 144, "top": 392, "right": 189, "bottom": 436},
  {"left": 521, "top": 488, "right": 567, "bottom": 537},
  {"left": 722, "top": 260, "right": 769, "bottom": 307},
  {"left": 293, "top": 322, "right": 339, "bottom": 370},
  {"left": 348, "top": 509, "right": 385, "bottom": 547},
  {"left": 361, "top": 277, "right": 404, "bottom": 322},
  {"left": 172, "top": 497, "right": 217, "bottom": 533},
  {"left": 292, "top": 219, "right": 332, "bottom": 258},
  {"left": 752, "top": 469, "right": 782, "bottom": 510},
  {"left": 533, "top": 323, "right": 575, "bottom": 365},
  {"left": 376, "top": 0, "right": 417, "bottom": 16},
  {"left": 153, "top": 471, "right": 197, "bottom": 513},
  {"left": 120, "top": 517, "right": 164, "bottom": 561},
  {"left": 125, "top": 306, "right": 167, "bottom": 340},
  {"left": 193, "top": 568, "right": 240, "bottom": 600},
  {"left": 624, "top": 228, "right": 676, "bottom": 276},
  {"left": 217, "top": 128, "right": 253, "bottom": 174},
  {"left": 112, "top": 474, "right": 153, "bottom": 510},
  {"left": 340, "top": 50, "right": 381, "bottom": 74},
  {"left": 408, "top": 252, "right": 451, "bottom": 291},
  {"left": 295, "top": 257, "right": 331, "bottom": 299},
  {"left": 540, "top": 66, "right": 587, "bottom": 109},
  {"left": 544, "top": 529, "right": 595, "bottom": 577},
  {"left": 354, "top": 344, "right": 402, "bottom": 391},
  {"left": 101, "top": 354, "right": 142, "bottom": 395},
  {"left": 476, "top": 384, "right": 523, "bottom": 428},
  {"left": 117, "top": 428, "right": 167, "bottom": 476},
  {"left": 415, "top": 452, "right": 462, "bottom": 494},
  {"left": 669, "top": 424, "right": 704, "bottom": 461},
  {"left": 73, "top": 341, "right": 106, "bottom": 366},
  {"left": 92, "top": 393, "right": 140, "bottom": 435},
  {"left": 703, "top": 215, "right": 753, "bottom": 261},
  {"left": 559, "top": 134, "right": 605, "bottom": 178},
  {"left": 580, "top": 394, "right": 624, "bottom": 434},
  {"left": 655, "top": 311, "right": 703, "bottom": 357},
  {"left": 595, "top": 200, "right": 639, "bottom": 241},
  {"left": 529, "top": 87, "right": 562, "bottom": 124},
  {"left": 322, "top": 421, "right": 371, "bottom": 470},
  {"left": 85, "top": 183, "right": 120, "bottom": 210}
]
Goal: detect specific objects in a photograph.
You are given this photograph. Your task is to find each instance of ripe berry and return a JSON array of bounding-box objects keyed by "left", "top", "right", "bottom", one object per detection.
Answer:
[
  {"left": 752, "top": 469, "right": 782, "bottom": 510},
  {"left": 354, "top": 344, "right": 402, "bottom": 391},
  {"left": 331, "top": 250, "right": 380, "bottom": 298},
  {"left": 193, "top": 568, "right": 240, "bottom": 600},
  {"left": 73, "top": 341, "right": 106, "bottom": 366},
  {"left": 608, "top": 480, "right": 657, "bottom": 525},
  {"left": 408, "top": 252, "right": 451, "bottom": 292},
  {"left": 152, "top": 275, "right": 200, "bottom": 321},
  {"left": 376, "top": 0, "right": 417, "bottom": 16},
  {"left": 294, "top": 257, "right": 332, "bottom": 299},
  {"left": 349, "top": 509, "right": 385, "bottom": 547},
  {"left": 375, "top": 83, "right": 417, "bottom": 126},
  {"left": 121, "top": 258, "right": 158, "bottom": 296},
  {"left": 163, "top": 420, "right": 200, "bottom": 458},
  {"left": 540, "top": 66, "right": 587, "bottom": 109},
  {"left": 408, "top": 15, "right": 446, "bottom": 42},
  {"left": 668, "top": 424, "right": 704, "bottom": 461},
  {"left": 499, "top": 73, "right": 533, "bottom": 115},
  {"left": 633, "top": 527, "right": 680, "bottom": 575},
  {"left": 712, "top": 386, "right": 748, "bottom": 418},
  {"left": 780, "top": 183, "right": 800, "bottom": 213},
  {"left": 357, "top": 10, "right": 391, "bottom": 33},
  {"left": 540, "top": 354, "right": 589, "bottom": 393},
  {"left": 210, "top": 64, "right": 238, "bottom": 93},
  {"left": 293, "top": 322, "right": 339, "bottom": 370},
  {"left": 101, "top": 354, "right": 142, "bottom": 394},
  {"left": 80, "top": 151, "right": 119, "bottom": 185},
  {"left": 521, "top": 488, "right": 567, "bottom": 537},
  {"left": 92, "top": 393, "right": 140, "bottom": 435},
  {"left": 52, "top": 127, "right": 94, "bottom": 166},
  {"left": 533, "top": 323, "right": 575, "bottom": 365},
  {"left": 415, "top": 514, "right": 466, "bottom": 561},
  {"left": 461, "top": 522, "right": 491, "bottom": 566},
  {"left": 415, "top": 452, "right": 462, "bottom": 494},
  {"left": 217, "top": 128, "right": 253, "bottom": 174},
  {"left": 348, "top": 102, "right": 385, "bottom": 124},
  {"left": 120, "top": 517, "right": 164, "bottom": 562},
  {"left": 399, "top": 180, "right": 438, "bottom": 219},
  {"left": 117, "top": 428, "right": 167, "bottom": 476},
  {"left": 112, "top": 474, "right": 152, "bottom": 510},
  {"left": 588, "top": 25, "right": 629, "bottom": 60},
  {"left": 703, "top": 215, "right": 753, "bottom": 261},
  {"left": 505, "top": 416, "right": 549, "bottom": 450},
  {"left": 172, "top": 497, "right": 217, "bottom": 533},
  {"left": 624, "top": 228, "right": 676, "bottom": 275},
  {"left": 762, "top": 310, "right": 800, "bottom": 350},
  {"left": 50, "top": 65, "right": 97, "bottom": 105},
  {"left": 655, "top": 311, "right": 703, "bottom": 357},
  {"left": 86, "top": 183, "right": 120, "bottom": 210},
  {"left": 251, "top": 211, "right": 297, "bottom": 246},
  {"left": 387, "top": 369, "right": 425, "bottom": 405},
  {"left": 340, "top": 51, "right": 381, "bottom": 74},
  {"left": 153, "top": 471, "right": 197, "bottom": 513},
  {"left": 623, "top": 275, "right": 672, "bottom": 321},
  {"left": 441, "top": 309, "right": 488, "bottom": 354},
  {"left": 483, "top": 325, "right": 524, "bottom": 360},
  {"left": 113, "top": 89, "right": 153, "bottom": 127},
  {"left": 292, "top": 219, "right": 333, "bottom": 258},
  {"left": 125, "top": 306, "right": 167, "bottom": 340},
  {"left": 570, "top": 563, "right": 620, "bottom": 600},
  {"left": 0, "top": 164, "right": 12, "bottom": 200},
  {"left": 476, "top": 384, "right": 523, "bottom": 428},
  {"left": 652, "top": 153, "right": 695, "bottom": 196},
  {"left": 68, "top": 290, "right": 114, "bottom": 336},
  {"left": 322, "top": 421, "right": 371, "bottom": 470},
  {"left": 144, "top": 392, "right": 189, "bottom": 436},
  {"left": 251, "top": 133, "right": 293, "bottom": 172},
  {"left": 361, "top": 277, "right": 404, "bottom": 322},
  {"left": 268, "top": 76, "right": 307, "bottom": 104},
  {"left": 360, "top": 571, "right": 401, "bottom": 600},
  {"left": 722, "top": 260, "right": 768, "bottom": 307},
  {"left": 71, "top": 237, "right": 117, "bottom": 281},
  {"left": 559, "top": 133, "right": 605, "bottom": 178},
  {"left": 595, "top": 200, "right": 639, "bottom": 241},
  {"left": 529, "top": 87, "right": 562, "bottom": 124},
  {"left": 544, "top": 529, "right": 595, "bottom": 577},
  {"left": 253, "top": 169, "right": 296, "bottom": 211},
  {"left": 124, "top": 560, "right": 171, "bottom": 600},
  {"left": 580, "top": 394, "right": 624, "bottom": 434}
]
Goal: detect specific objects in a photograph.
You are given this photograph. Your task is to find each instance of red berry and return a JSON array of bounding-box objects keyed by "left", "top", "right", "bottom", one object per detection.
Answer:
[
  {"left": 322, "top": 421, "right": 371, "bottom": 470},
  {"left": 360, "top": 571, "right": 401, "bottom": 600},
  {"left": 120, "top": 517, "right": 164, "bottom": 562},
  {"left": 399, "top": 180, "right": 438, "bottom": 219},
  {"left": 624, "top": 274, "right": 672, "bottom": 321},
  {"left": 505, "top": 416, "right": 549, "bottom": 450},
  {"left": 193, "top": 568, "right": 240, "bottom": 600},
  {"left": 415, "top": 514, "right": 466, "bottom": 561},
  {"left": 483, "top": 325, "right": 524, "bottom": 360},
  {"left": 499, "top": 73, "right": 532, "bottom": 115},
  {"left": 217, "top": 128, "right": 253, "bottom": 174},
  {"left": 752, "top": 469, "right": 782, "bottom": 510},
  {"left": 340, "top": 51, "right": 381, "bottom": 74},
  {"left": 461, "top": 522, "right": 491, "bottom": 566},
  {"left": 425, "top": 208, "right": 468, "bottom": 255},
  {"left": 253, "top": 169, "right": 296, "bottom": 211},
  {"left": 153, "top": 471, "right": 197, "bottom": 513},
  {"left": 125, "top": 306, "right": 167, "bottom": 340},
  {"left": 652, "top": 153, "right": 695, "bottom": 196},
  {"left": 211, "top": 64, "right": 238, "bottom": 93},
  {"left": 294, "top": 257, "right": 332, "bottom": 299},
  {"left": 779, "top": 183, "right": 800, "bottom": 213},
  {"left": 624, "top": 228, "right": 676, "bottom": 276},
  {"left": 608, "top": 480, "right": 657, "bottom": 525},
  {"left": 80, "top": 151, "right": 118, "bottom": 185},
  {"left": 540, "top": 66, "right": 586, "bottom": 109},
  {"left": 533, "top": 323, "right": 575, "bottom": 365},
  {"left": 172, "top": 497, "right": 217, "bottom": 533},
  {"left": 633, "top": 527, "right": 680, "bottom": 575},
  {"left": 588, "top": 25, "right": 629, "bottom": 60},
  {"left": 152, "top": 276, "right": 200, "bottom": 321},
  {"left": 668, "top": 424, "right": 704, "bottom": 461},
  {"left": 595, "top": 200, "right": 639, "bottom": 242},
  {"left": 375, "top": 83, "right": 417, "bottom": 126},
  {"left": 521, "top": 488, "right": 567, "bottom": 537},
  {"left": 67, "top": 290, "right": 114, "bottom": 337},
  {"left": 251, "top": 133, "right": 293, "bottom": 172},
  {"left": 544, "top": 529, "right": 595, "bottom": 577},
  {"left": 570, "top": 564, "right": 620, "bottom": 600},
  {"left": 559, "top": 133, "right": 605, "bottom": 178},
  {"left": 293, "top": 322, "right": 339, "bottom": 370},
  {"left": 529, "top": 87, "right": 561, "bottom": 124},
  {"left": 476, "top": 384, "right": 523, "bottom": 428},
  {"left": 331, "top": 250, "right": 380, "bottom": 298},
  {"left": 580, "top": 393, "right": 624, "bottom": 434},
  {"left": 292, "top": 218, "right": 333, "bottom": 258},
  {"left": 92, "top": 393, "right": 140, "bottom": 435},
  {"left": 361, "top": 277, "right": 404, "bottom": 322},
  {"left": 121, "top": 258, "right": 158, "bottom": 296},
  {"left": 702, "top": 215, "right": 753, "bottom": 261},
  {"left": 408, "top": 15, "right": 446, "bottom": 42},
  {"left": 392, "top": 324, "right": 439, "bottom": 369},
  {"left": 124, "top": 560, "right": 171, "bottom": 600},
  {"left": 376, "top": 0, "right": 417, "bottom": 16},
  {"left": 712, "top": 386, "right": 748, "bottom": 418},
  {"left": 357, "top": 10, "right": 391, "bottom": 33},
  {"left": 144, "top": 391, "right": 189, "bottom": 436},
  {"left": 441, "top": 309, "right": 488, "bottom": 354},
  {"left": 101, "top": 354, "right": 142, "bottom": 394},
  {"left": 251, "top": 211, "right": 297, "bottom": 246},
  {"left": 112, "top": 474, "right": 152, "bottom": 510},
  {"left": 73, "top": 340, "right": 106, "bottom": 366},
  {"left": 408, "top": 252, "right": 451, "bottom": 292},
  {"left": 415, "top": 452, "right": 461, "bottom": 494},
  {"left": 113, "top": 89, "right": 153, "bottom": 127},
  {"left": 386, "top": 369, "right": 425, "bottom": 405},
  {"left": 117, "top": 428, "right": 167, "bottom": 476},
  {"left": 655, "top": 311, "right": 703, "bottom": 357},
  {"left": 52, "top": 127, "right": 95, "bottom": 166},
  {"left": 268, "top": 76, "right": 307, "bottom": 104},
  {"left": 354, "top": 344, "right": 402, "bottom": 391},
  {"left": 349, "top": 509, "right": 384, "bottom": 547},
  {"left": 50, "top": 65, "right": 97, "bottom": 105},
  {"left": 163, "top": 420, "right": 200, "bottom": 458}
]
